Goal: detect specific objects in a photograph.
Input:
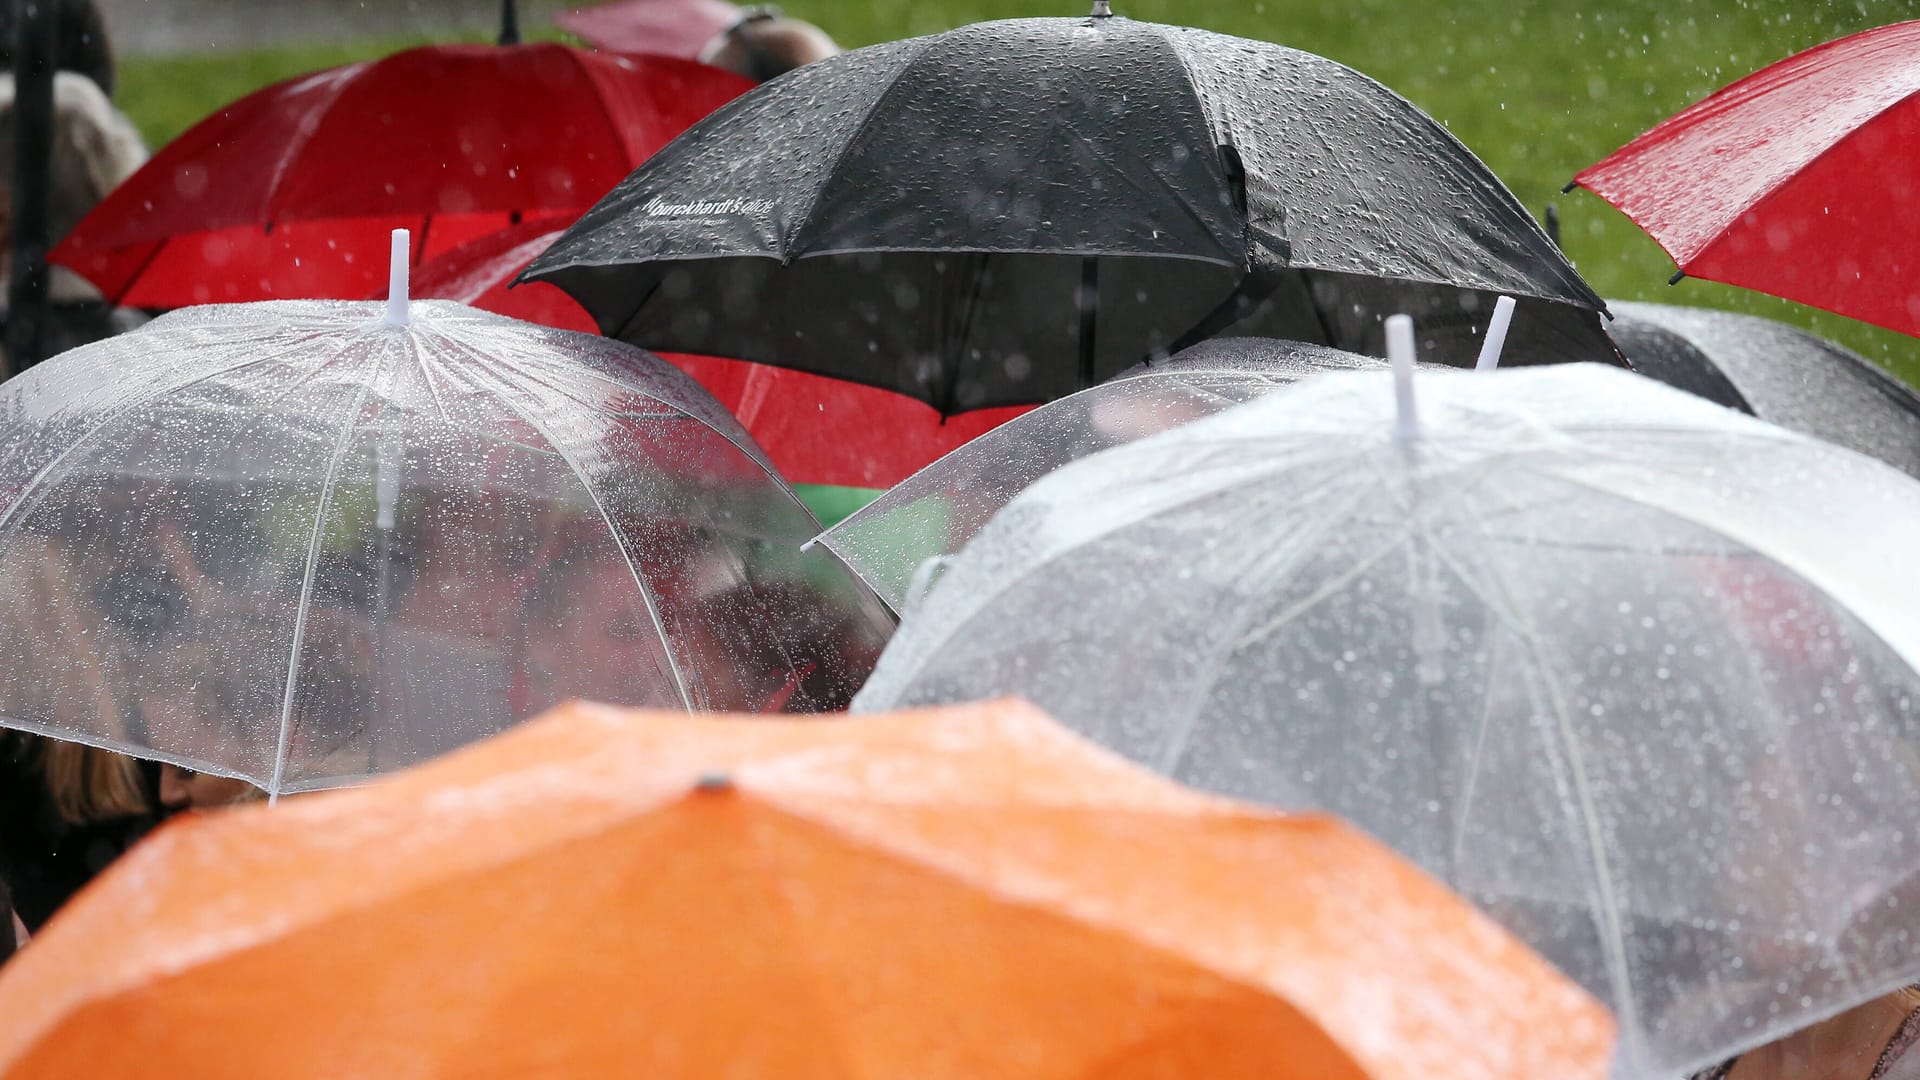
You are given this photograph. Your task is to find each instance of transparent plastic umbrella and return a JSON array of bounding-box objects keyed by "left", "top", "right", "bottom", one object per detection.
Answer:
[
  {"left": 0, "top": 234, "right": 894, "bottom": 799},
  {"left": 814, "top": 338, "right": 1399, "bottom": 611},
  {"left": 855, "top": 352, "right": 1920, "bottom": 1078}
]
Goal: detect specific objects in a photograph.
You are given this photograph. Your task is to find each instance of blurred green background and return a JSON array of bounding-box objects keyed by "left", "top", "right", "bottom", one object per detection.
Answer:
[{"left": 116, "top": 0, "right": 1920, "bottom": 382}]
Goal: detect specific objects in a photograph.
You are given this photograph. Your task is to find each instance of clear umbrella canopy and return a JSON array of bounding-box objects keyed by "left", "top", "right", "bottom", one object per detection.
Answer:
[
  {"left": 854, "top": 361, "right": 1920, "bottom": 1078},
  {"left": 815, "top": 338, "right": 1408, "bottom": 612},
  {"left": 0, "top": 290, "right": 893, "bottom": 798}
]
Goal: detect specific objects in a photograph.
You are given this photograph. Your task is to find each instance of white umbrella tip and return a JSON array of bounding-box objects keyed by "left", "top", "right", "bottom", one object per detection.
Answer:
[
  {"left": 1386, "top": 314, "right": 1419, "bottom": 440},
  {"left": 384, "top": 228, "right": 412, "bottom": 328},
  {"left": 1474, "top": 295, "right": 1518, "bottom": 372}
]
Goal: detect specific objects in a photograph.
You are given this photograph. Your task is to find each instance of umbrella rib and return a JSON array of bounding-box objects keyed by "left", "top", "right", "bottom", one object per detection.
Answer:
[
  {"left": 0, "top": 333, "right": 354, "bottom": 553},
  {"left": 259, "top": 65, "right": 365, "bottom": 226},
  {"left": 450, "top": 353, "right": 696, "bottom": 711},
  {"left": 410, "top": 343, "right": 455, "bottom": 425},
  {"left": 268, "top": 357, "right": 380, "bottom": 801},
  {"left": 454, "top": 329, "right": 800, "bottom": 511},
  {"left": 1462, "top": 510, "right": 1646, "bottom": 1069},
  {"left": 783, "top": 38, "right": 935, "bottom": 258},
  {"left": 1157, "top": 482, "right": 1391, "bottom": 780},
  {"left": 563, "top": 46, "right": 634, "bottom": 174}
]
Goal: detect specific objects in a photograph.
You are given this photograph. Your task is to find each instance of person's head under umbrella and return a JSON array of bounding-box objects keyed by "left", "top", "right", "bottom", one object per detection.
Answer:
[
  {"left": 0, "top": 69, "right": 147, "bottom": 364},
  {"left": 138, "top": 604, "right": 375, "bottom": 811},
  {"left": 60, "top": 478, "right": 375, "bottom": 808},
  {"left": 697, "top": 6, "right": 839, "bottom": 82},
  {"left": 517, "top": 519, "right": 881, "bottom": 715}
]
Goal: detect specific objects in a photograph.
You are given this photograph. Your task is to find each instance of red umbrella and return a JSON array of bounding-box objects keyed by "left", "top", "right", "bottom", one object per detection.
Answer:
[
  {"left": 556, "top": 0, "right": 742, "bottom": 60},
  {"left": 1574, "top": 21, "right": 1920, "bottom": 337},
  {"left": 53, "top": 43, "right": 751, "bottom": 309},
  {"left": 409, "top": 219, "right": 1033, "bottom": 489}
]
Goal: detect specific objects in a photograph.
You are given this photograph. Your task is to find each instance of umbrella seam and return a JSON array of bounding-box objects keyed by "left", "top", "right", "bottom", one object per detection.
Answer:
[
  {"left": 1461, "top": 502, "right": 1646, "bottom": 1074},
  {"left": 434, "top": 341, "right": 696, "bottom": 711},
  {"left": 0, "top": 330, "right": 354, "bottom": 558},
  {"left": 1157, "top": 482, "right": 1394, "bottom": 779},
  {"left": 260, "top": 64, "right": 367, "bottom": 226},
  {"left": 448, "top": 329, "right": 815, "bottom": 525},
  {"left": 268, "top": 353, "right": 381, "bottom": 799},
  {"left": 564, "top": 45, "right": 638, "bottom": 179},
  {"left": 780, "top": 36, "right": 950, "bottom": 261},
  {"left": 736, "top": 794, "right": 1408, "bottom": 1077},
  {"left": 1685, "top": 86, "right": 1920, "bottom": 270}
]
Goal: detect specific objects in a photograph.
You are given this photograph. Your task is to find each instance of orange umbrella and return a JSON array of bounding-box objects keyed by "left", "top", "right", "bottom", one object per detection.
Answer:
[{"left": 0, "top": 700, "right": 1613, "bottom": 1079}]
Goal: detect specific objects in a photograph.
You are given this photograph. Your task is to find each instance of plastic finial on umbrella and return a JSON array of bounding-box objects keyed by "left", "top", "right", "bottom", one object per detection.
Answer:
[
  {"left": 1474, "top": 295, "right": 1518, "bottom": 372},
  {"left": 384, "top": 229, "right": 411, "bottom": 328},
  {"left": 1386, "top": 314, "right": 1419, "bottom": 440},
  {"left": 1089, "top": 0, "right": 1113, "bottom": 18}
]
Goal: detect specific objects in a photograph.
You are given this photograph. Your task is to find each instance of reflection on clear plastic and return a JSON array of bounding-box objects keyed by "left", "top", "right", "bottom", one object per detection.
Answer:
[
  {"left": 0, "top": 299, "right": 894, "bottom": 798},
  {"left": 856, "top": 362, "right": 1920, "bottom": 1078},
  {"left": 818, "top": 338, "right": 1410, "bottom": 611}
]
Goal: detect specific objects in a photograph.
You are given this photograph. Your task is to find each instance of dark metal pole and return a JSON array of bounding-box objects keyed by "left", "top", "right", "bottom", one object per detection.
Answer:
[
  {"left": 5, "top": 0, "right": 55, "bottom": 377},
  {"left": 498, "top": 0, "right": 521, "bottom": 45},
  {"left": 1077, "top": 257, "right": 1099, "bottom": 389}
]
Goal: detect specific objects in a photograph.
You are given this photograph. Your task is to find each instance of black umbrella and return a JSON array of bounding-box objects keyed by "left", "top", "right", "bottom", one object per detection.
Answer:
[
  {"left": 1609, "top": 301, "right": 1920, "bottom": 480},
  {"left": 523, "top": 7, "right": 1621, "bottom": 414}
]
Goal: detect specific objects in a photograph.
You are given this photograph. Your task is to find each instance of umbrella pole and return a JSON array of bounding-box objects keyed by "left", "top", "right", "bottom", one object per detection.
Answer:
[
  {"left": 4, "top": 0, "right": 56, "bottom": 377},
  {"left": 499, "top": 0, "right": 520, "bottom": 45},
  {"left": 1077, "top": 257, "right": 1099, "bottom": 389}
]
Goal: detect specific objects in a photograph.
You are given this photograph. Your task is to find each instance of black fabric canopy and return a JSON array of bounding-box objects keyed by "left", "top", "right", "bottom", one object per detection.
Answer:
[{"left": 527, "top": 12, "right": 1620, "bottom": 413}]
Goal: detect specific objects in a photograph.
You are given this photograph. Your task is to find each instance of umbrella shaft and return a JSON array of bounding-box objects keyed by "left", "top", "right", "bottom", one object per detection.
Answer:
[
  {"left": 1078, "top": 258, "right": 1099, "bottom": 389},
  {"left": 4, "top": 0, "right": 56, "bottom": 376}
]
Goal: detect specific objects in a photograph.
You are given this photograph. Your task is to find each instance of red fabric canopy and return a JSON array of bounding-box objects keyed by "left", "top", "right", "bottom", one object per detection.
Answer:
[
  {"left": 409, "top": 220, "right": 1031, "bottom": 489},
  {"left": 55, "top": 44, "right": 751, "bottom": 308},
  {"left": 1576, "top": 21, "right": 1920, "bottom": 337},
  {"left": 555, "top": 0, "right": 742, "bottom": 60}
]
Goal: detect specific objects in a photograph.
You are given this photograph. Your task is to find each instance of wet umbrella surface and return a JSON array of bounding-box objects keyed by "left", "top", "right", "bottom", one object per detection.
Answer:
[
  {"left": 816, "top": 337, "right": 1413, "bottom": 611},
  {"left": 1574, "top": 20, "right": 1920, "bottom": 338},
  {"left": 414, "top": 218, "right": 1036, "bottom": 490},
  {"left": 524, "top": 11, "right": 1622, "bottom": 414},
  {"left": 0, "top": 239, "right": 893, "bottom": 798},
  {"left": 855, "top": 360, "right": 1920, "bottom": 1077},
  {"left": 51, "top": 43, "right": 751, "bottom": 307},
  {"left": 1609, "top": 301, "right": 1920, "bottom": 481},
  {"left": 0, "top": 699, "right": 1614, "bottom": 1080}
]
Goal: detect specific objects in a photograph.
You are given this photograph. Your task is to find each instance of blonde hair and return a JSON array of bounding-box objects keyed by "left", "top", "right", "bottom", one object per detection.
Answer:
[
  {"left": 37, "top": 737, "right": 147, "bottom": 823},
  {"left": 0, "top": 535, "right": 149, "bottom": 824}
]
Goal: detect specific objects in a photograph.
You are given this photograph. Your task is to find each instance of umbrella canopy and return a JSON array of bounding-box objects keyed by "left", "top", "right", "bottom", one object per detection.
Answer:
[
  {"left": 818, "top": 338, "right": 1412, "bottom": 611},
  {"left": 1573, "top": 21, "right": 1920, "bottom": 337},
  {"left": 51, "top": 43, "right": 751, "bottom": 308},
  {"left": 854, "top": 361, "right": 1920, "bottom": 1077},
  {"left": 524, "top": 12, "right": 1620, "bottom": 415},
  {"left": 1609, "top": 301, "right": 1920, "bottom": 480},
  {"left": 555, "top": 0, "right": 741, "bottom": 59},
  {"left": 0, "top": 698, "right": 1615, "bottom": 1079},
  {"left": 0, "top": 240, "right": 892, "bottom": 798},
  {"left": 415, "top": 219, "right": 1033, "bottom": 489}
]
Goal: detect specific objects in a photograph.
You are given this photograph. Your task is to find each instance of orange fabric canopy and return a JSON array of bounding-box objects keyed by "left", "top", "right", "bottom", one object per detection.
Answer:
[{"left": 0, "top": 699, "right": 1613, "bottom": 1078}]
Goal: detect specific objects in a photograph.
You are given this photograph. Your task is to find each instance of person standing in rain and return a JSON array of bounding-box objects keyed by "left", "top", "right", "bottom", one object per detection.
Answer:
[{"left": 0, "top": 69, "right": 147, "bottom": 359}]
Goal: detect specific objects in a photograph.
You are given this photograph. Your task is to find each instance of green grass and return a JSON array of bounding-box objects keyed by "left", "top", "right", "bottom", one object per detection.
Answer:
[{"left": 115, "top": 0, "right": 1920, "bottom": 380}]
